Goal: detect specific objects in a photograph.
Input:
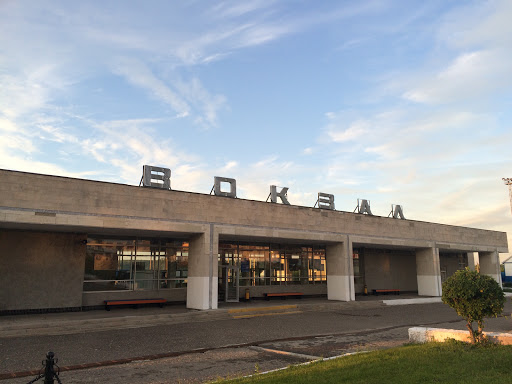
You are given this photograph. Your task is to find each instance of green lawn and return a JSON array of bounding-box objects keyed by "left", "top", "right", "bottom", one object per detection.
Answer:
[{"left": 221, "top": 342, "right": 512, "bottom": 384}]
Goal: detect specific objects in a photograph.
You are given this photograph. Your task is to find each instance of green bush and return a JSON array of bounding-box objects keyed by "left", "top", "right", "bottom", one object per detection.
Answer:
[{"left": 442, "top": 268, "right": 505, "bottom": 344}]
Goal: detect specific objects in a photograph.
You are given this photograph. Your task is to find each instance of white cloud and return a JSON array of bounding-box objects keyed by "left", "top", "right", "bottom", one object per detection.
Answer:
[
  {"left": 112, "top": 58, "right": 190, "bottom": 118},
  {"left": 0, "top": 72, "right": 52, "bottom": 119},
  {"left": 172, "top": 22, "right": 293, "bottom": 65},
  {"left": 211, "top": 1, "right": 276, "bottom": 19},
  {"left": 401, "top": 0, "right": 512, "bottom": 106},
  {"left": 403, "top": 49, "right": 511, "bottom": 104},
  {"left": 224, "top": 161, "right": 238, "bottom": 170},
  {"left": 0, "top": 133, "right": 36, "bottom": 154},
  {"left": 328, "top": 120, "right": 370, "bottom": 142},
  {"left": 174, "top": 77, "right": 227, "bottom": 128},
  {"left": 38, "top": 123, "right": 81, "bottom": 144},
  {"left": 0, "top": 118, "right": 18, "bottom": 132},
  {"left": 364, "top": 144, "right": 398, "bottom": 160},
  {"left": 438, "top": 0, "right": 512, "bottom": 49},
  {"left": 110, "top": 60, "right": 227, "bottom": 128}
]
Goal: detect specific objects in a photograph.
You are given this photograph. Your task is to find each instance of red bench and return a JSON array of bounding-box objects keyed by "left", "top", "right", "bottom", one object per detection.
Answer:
[
  {"left": 104, "top": 298, "right": 167, "bottom": 310},
  {"left": 372, "top": 289, "right": 400, "bottom": 296},
  {"left": 264, "top": 292, "right": 303, "bottom": 300}
]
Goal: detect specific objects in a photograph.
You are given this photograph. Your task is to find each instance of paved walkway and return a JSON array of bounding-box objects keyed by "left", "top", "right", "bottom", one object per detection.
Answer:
[
  {"left": 0, "top": 296, "right": 395, "bottom": 338},
  {"left": 0, "top": 294, "right": 448, "bottom": 339},
  {"left": 2, "top": 296, "right": 511, "bottom": 383}
]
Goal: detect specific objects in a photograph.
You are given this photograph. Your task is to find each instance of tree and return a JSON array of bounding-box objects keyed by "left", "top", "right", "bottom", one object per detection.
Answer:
[{"left": 442, "top": 268, "right": 505, "bottom": 344}]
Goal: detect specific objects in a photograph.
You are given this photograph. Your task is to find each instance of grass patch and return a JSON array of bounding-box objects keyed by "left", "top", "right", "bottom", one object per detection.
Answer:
[{"left": 220, "top": 342, "right": 512, "bottom": 383}]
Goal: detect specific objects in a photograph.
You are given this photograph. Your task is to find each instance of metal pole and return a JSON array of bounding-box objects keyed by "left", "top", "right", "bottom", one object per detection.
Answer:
[{"left": 44, "top": 351, "right": 55, "bottom": 384}]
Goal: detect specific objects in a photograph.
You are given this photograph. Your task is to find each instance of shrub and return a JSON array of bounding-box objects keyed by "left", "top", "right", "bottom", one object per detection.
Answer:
[{"left": 442, "top": 268, "right": 505, "bottom": 344}]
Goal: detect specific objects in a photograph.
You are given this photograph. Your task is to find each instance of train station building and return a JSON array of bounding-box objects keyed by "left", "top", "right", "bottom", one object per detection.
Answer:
[{"left": 0, "top": 168, "right": 508, "bottom": 313}]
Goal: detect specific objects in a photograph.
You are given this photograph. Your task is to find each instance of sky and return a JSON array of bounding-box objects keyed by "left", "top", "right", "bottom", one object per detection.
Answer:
[{"left": 1, "top": 0, "right": 511, "bottom": 260}]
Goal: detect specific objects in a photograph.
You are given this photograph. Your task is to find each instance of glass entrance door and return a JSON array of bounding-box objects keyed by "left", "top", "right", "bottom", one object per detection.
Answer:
[{"left": 219, "top": 265, "right": 239, "bottom": 302}]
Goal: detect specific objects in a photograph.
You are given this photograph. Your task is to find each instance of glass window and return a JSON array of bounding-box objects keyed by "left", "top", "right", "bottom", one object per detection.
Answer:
[
  {"left": 161, "top": 242, "right": 188, "bottom": 288},
  {"left": 284, "top": 247, "right": 308, "bottom": 285},
  {"left": 311, "top": 248, "right": 326, "bottom": 283},
  {"left": 239, "top": 246, "right": 269, "bottom": 286},
  {"left": 218, "top": 242, "right": 326, "bottom": 286},
  {"left": 83, "top": 237, "right": 188, "bottom": 292},
  {"left": 84, "top": 238, "right": 135, "bottom": 291},
  {"left": 270, "top": 249, "right": 284, "bottom": 285},
  {"left": 458, "top": 253, "right": 468, "bottom": 269},
  {"left": 353, "top": 248, "right": 364, "bottom": 285}
]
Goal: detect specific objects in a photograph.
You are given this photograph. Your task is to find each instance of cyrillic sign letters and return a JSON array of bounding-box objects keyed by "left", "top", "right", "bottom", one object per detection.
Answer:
[
  {"left": 270, "top": 185, "right": 290, "bottom": 205},
  {"left": 317, "top": 193, "right": 335, "bottom": 210},
  {"left": 140, "top": 165, "right": 407, "bottom": 219},
  {"left": 392, "top": 204, "right": 405, "bottom": 219},
  {"left": 214, "top": 176, "right": 237, "bottom": 198},
  {"left": 358, "top": 199, "right": 373, "bottom": 215},
  {"left": 142, "top": 165, "right": 171, "bottom": 190}
]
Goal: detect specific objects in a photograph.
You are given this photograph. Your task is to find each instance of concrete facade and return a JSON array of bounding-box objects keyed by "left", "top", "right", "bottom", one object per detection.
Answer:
[
  {"left": 0, "top": 230, "right": 86, "bottom": 310},
  {"left": 0, "top": 169, "right": 509, "bottom": 312},
  {"left": 363, "top": 248, "right": 418, "bottom": 292}
]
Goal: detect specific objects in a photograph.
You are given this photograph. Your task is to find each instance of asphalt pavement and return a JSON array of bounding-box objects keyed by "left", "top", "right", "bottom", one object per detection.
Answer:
[{"left": 1, "top": 296, "right": 511, "bottom": 383}]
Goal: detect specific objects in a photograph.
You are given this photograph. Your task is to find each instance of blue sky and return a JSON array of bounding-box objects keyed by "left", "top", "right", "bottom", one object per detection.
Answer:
[{"left": 1, "top": 0, "right": 511, "bottom": 259}]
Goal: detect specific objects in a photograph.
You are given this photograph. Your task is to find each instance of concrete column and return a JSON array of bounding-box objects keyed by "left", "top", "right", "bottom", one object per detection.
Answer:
[
  {"left": 416, "top": 247, "right": 442, "bottom": 296},
  {"left": 479, "top": 250, "right": 501, "bottom": 285},
  {"left": 187, "top": 225, "right": 218, "bottom": 310},
  {"left": 467, "top": 252, "right": 477, "bottom": 271},
  {"left": 326, "top": 239, "right": 354, "bottom": 301}
]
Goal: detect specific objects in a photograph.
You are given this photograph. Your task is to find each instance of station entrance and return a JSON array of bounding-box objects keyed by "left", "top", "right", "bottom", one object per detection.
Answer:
[
  {"left": 217, "top": 241, "right": 327, "bottom": 301},
  {"left": 219, "top": 265, "right": 240, "bottom": 302}
]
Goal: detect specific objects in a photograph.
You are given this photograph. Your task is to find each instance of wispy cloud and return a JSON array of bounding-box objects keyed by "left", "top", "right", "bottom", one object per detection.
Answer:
[
  {"left": 112, "top": 58, "right": 190, "bottom": 118},
  {"left": 328, "top": 119, "right": 371, "bottom": 143},
  {"left": 403, "top": 49, "right": 511, "bottom": 104},
  {"left": 174, "top": 77, "right": 227, "bottom": 128},
  {"left": 210, "top": 0, "right": 277, "bottom": 19}
]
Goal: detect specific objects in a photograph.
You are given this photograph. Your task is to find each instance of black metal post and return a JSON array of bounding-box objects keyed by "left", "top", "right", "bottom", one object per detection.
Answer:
[{"left": 44, "top": 351, "right": 55, "bottom": 384}]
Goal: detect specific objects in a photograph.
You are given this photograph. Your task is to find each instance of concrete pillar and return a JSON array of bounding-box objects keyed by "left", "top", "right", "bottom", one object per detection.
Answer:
[
  {"left": 467, "top": 252, "right": 477, "bottom": 271},
  {"left": 326, "top": 239, "right": 354, "bottom": 301},
  {"left": 187, "top": 225, "right": 218, "bottom": 310},
  {"left": 416, "top": 247, "right": 442, "bottom": 296},
  {"left": 479, "top": 250, "right": 501, "bottom": 285}
]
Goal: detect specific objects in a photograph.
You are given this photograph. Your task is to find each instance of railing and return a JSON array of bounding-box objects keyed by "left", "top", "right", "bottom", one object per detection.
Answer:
[
  {"left": 83, "top": 278, "right": 187, "bottom": 292},
  {"left": 238, "top": 276, "right": 326, "bottom": 286},
  {"left": 27, "top": 352, "right": 62, "bottom": 384},
  {"left": 83, "top": 276, "right": 326, "bottom": 290}
]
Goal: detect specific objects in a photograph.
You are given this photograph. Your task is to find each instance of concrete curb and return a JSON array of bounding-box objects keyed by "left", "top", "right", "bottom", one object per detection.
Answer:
[
  {"left": 383, "top": 297, "right": 442, "bottom": 305},
  {"left": 242, "top": 350, "right": 370, "bottom": 379},
  {"left": 408, "top": 327, "right": 512, "bottom": 345}
]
